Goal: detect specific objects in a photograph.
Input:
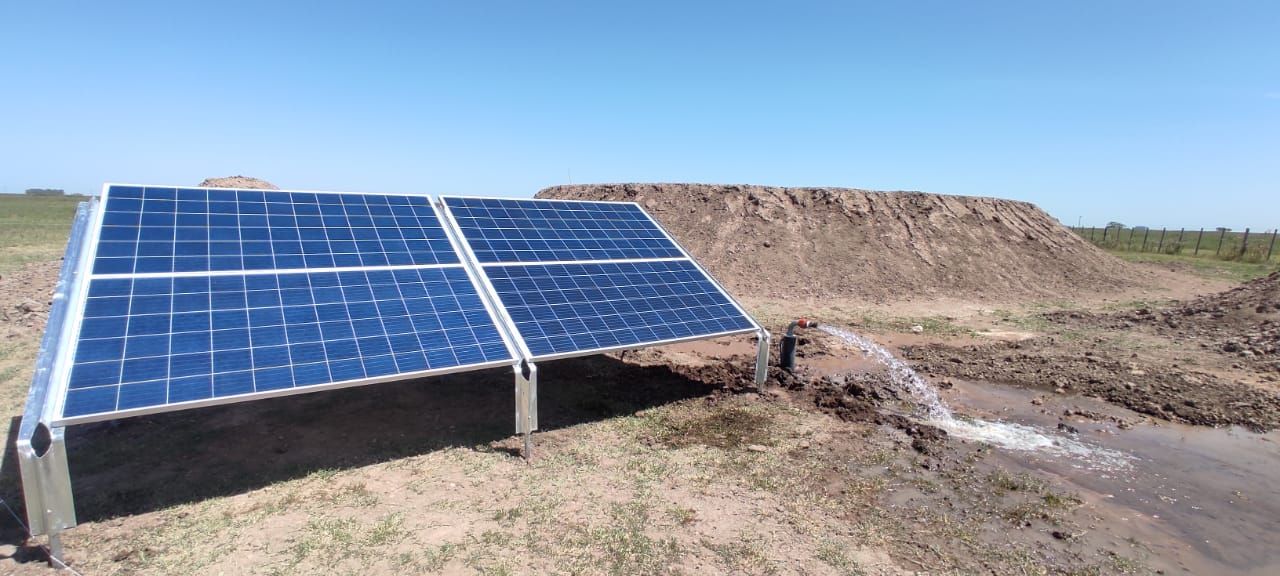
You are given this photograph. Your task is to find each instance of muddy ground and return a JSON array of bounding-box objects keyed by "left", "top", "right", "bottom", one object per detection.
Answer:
[{"left": 1, "top": 253, "right": 1278, "bottom": 575}]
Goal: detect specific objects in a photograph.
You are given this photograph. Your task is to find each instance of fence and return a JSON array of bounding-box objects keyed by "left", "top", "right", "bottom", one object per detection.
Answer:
[{"left": 1072, "top": 225, "right": 1278, "bottom": 263}]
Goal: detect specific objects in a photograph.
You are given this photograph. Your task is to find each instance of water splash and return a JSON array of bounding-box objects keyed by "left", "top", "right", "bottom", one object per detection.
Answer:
[{"left": 817, "top": 324, "right": 1131, "bottom": 469}]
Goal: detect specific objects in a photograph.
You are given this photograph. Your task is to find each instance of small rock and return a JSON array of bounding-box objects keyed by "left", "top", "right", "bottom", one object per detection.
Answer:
[
  {"left": 1030, "top": 397, "right": 1044, "bottom": 406},
  {"left": 16, "top": 298, "right": 41, "bottom": 313},
  {"left": 910, "top": 324, "right": 925, "bottom": 334},
  {"left": 798, "top": 439, "right": 811, "bottom": 449},
  {"left": 1057, "top": 422, "right": 1079, "bottom": 434},
  {"left": 1053, "top": 387, "right": 1066, "bottom": 395},
  {"left": 746, "top": 444, "right": 768, "bottom": 453}
]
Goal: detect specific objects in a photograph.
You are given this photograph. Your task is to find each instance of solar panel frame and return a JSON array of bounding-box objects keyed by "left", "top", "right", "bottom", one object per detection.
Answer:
[
  {"left": 46, "top": 184, "right": 523, "bottom": 427},
  {"left": 436, "top": 196, "right": 763, "bottom": 363}
]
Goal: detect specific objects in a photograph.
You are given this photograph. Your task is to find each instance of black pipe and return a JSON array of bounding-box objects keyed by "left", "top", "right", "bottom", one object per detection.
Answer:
[{"left": 779, "top": 318, "right": 818, "bottom": 371}]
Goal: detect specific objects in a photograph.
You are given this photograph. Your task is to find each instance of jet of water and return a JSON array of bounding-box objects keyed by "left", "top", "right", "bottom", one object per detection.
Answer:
[{"left": 816, "top": 324, "right": 1131, "bottom": 470}]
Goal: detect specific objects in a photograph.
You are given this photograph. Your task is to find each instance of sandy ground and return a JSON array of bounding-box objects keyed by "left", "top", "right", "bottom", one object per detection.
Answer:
[{"left": 1, "top": 254, "right": 1278, "bottom": 575}]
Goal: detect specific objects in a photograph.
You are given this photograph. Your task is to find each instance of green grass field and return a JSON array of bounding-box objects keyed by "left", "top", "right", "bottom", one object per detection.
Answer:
[
  {"left": 1076, "top": 226, "right": 1277, "bottom": 264},
  {"left": 1108, "top": 250, "right": 1278, "bottom": 283},
  {"left": 0, "top": 195, "right": 85, "bottom": 274}
]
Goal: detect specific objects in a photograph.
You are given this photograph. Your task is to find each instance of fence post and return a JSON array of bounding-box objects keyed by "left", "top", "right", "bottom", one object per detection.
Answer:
[
  {"left": 1102, "top": 227, "right": 1109, "bottom": 243},
  {"left": 1157, "top": 228, "right": 1167, "bottom": 253},
  {"left": 1216, "top": 228, "right": 1228, "bottom": 256},
  {"left": 1268, "top": 229, "right": 1277, "bottom": 262},
  {"left": 1240, "top": 228, "right": 1250, "bottom": 258},
  {"left": 1142, "top": 228, "right": 1151, "bottom": 252},
  {"left": 1128, "top": 228, "right": 1136, "bottom": 250},
  {"left": 1176, "top": 228, "right": 1185, "bottom": 254},
  {"left": 1195, "top": 228, "right": 1204, "bottom": 255}
]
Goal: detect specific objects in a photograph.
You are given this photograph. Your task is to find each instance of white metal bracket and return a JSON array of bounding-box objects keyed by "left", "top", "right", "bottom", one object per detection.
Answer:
[
  {"left": 514, "top": 360, "right": 538, "bottom": 459},
  {"left": 15, "top": 424, "right": 75, "bottom": 559},
  {"left": 754, "top": 328, "right": 771, "bottom": 387}
]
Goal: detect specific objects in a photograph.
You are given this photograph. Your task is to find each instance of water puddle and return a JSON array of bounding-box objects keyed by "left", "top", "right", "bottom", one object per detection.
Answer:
[
  {"left": 947, "top": 377, "right": 1280, "bottom": 575},
  {"left": 813, "top": 324, "right": 1280, "bottom": 575}
]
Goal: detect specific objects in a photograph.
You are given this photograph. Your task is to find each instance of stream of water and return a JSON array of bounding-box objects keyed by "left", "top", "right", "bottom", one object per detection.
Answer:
[{"left": 817, "top": 325, "right": 1131, "bottom": 470}]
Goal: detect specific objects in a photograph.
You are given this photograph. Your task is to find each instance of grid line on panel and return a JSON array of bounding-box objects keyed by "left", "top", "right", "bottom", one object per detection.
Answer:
[{"left": 442, "top": 197, "right": 685, "bottom": 264}]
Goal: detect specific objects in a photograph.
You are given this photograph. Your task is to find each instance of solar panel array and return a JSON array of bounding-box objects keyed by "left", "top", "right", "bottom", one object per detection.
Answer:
[
  {"left": 52, "top": 187, "right": 759, "bottom": 425},
  {"left": 59, "top": 186, "right": 512, "bottom": 424},
  {"left": 441, "top": 197, "right": 757, "bottom": 360}
]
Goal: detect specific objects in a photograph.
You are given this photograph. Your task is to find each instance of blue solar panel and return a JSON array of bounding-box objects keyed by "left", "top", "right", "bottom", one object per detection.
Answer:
[
  {"left": 93, "top": 186, "right": 458, "bottom": 275},
  {"left": 442, "top": 197, "right": 684, "bottom": 263},
  {"left": 63, "top": 267, "right": 510, "bottom": 419},
  {"left": 485, "top": 260, "right": 755, "bottom": 357},
  {"left": 440, "top": 196, "right": 758, "bottom": 360}
]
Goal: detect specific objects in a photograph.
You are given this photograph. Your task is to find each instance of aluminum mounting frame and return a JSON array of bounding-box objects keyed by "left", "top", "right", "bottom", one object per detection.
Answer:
[{"left": 17, "top": 200, "right": 93, "bottom": 560}]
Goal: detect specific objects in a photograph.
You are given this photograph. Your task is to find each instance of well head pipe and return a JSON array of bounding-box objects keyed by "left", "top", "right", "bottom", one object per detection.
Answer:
[{"left": 780, "top": 318, "right": 818, "bottom": 371}]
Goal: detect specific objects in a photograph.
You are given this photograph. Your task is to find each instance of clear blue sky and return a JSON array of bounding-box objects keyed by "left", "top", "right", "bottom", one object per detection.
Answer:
[{"left": 2, "top": 1, "right": 1276, "bottom": 230}]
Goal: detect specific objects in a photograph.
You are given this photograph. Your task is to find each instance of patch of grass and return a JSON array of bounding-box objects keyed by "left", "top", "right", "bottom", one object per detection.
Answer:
[
  {"left": 987, "top": 470, "right": 1047, "bottom": 494},
  {"left": 666, "top": 505, "right": 697, "bottom": 526},
  {"left": 655, "top": 405, "right": 774, "bottom": 450},
  {"left": 858, "top": 313, "right": 971, "bottom": 336},
  {"left": 703, "top": 536, "right": 778, "bottom": 575},
  {"left": 566, "top": 501, "right": 682, "bottom": 575},
  {"left": 1002, "top": 492, "right": 1083, "bottom": 526},
  {"left": 0, "top": 195, "right": 83, "bottom": 274},
  {"left": 991, "top": 309, "right": 1053, "bottom": 333},
  {"left": 816, "top": 539, "right": 866, "bottom": 575},
  {"left": 1110, "top": 251, "right": 1278, "bottom": 283}
]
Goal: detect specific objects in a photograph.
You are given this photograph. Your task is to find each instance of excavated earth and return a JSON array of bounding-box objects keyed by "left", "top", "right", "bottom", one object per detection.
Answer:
[
  {"left": 538, "top": 183, "right": 1141, "bottom": 302},
  {"left": 1045, "top": 271, "right": 1280, "bottom": 374}
]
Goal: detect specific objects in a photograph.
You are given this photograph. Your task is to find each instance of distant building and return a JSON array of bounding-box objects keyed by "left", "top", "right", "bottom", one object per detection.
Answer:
[{"left": 25, "top": 188, "right": 65, "bottom": 196}]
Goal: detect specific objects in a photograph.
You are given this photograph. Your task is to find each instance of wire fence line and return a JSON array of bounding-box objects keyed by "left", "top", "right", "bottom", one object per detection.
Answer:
[{"left": 1071, "top": 225, "right": 1279, "bottom": 263}]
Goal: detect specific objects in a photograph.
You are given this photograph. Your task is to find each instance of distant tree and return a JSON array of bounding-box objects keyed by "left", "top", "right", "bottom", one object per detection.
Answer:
[
  {"left": 1106, "top": 221, "right": 1125, "bottom": 229},
  {"left": 1215, "top": 227, "right": 1231, "bottom": 232},
  {"left": 24, "top": 188, "right": 65, "bottom": 196}
]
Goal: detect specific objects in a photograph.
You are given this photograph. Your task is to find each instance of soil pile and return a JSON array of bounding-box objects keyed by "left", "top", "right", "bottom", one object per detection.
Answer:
[
  {"left": 198, "top": 176, "right": 278, "bottom": 190},
  {"left": 537, "top": 183, "right": 1136, "bottom": 302}
]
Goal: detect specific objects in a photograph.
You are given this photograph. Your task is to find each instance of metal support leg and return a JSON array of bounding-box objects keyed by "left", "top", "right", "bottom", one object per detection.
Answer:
[
  {"left": 513, "top": 361, "right": 538, "bottom": 460},
  {"left": 754, "top": 329, "right": 771, "bottom": 387},
  {"left": 16, "top": 423, "right": 76, "bottom": 565}
]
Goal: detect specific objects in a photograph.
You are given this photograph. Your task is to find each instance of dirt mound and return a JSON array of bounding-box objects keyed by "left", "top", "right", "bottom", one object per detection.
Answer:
[
  {"left": 198, "top": 176, "right": 278, "bottom": 190},
  {"left": 537, "top": 183, "right": 1136, "bottom": 302}
]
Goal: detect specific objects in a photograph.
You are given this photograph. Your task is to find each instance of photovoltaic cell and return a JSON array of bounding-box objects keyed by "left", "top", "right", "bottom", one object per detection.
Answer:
[
  {"left": 63, "top": 267, "right": 509, "bottom": 419},
  {"left": 93, "top": 186, "right": 458, "bottom": 275},
  {"left": 485, "top": 260, "right": 755, "bottom": 357},
  {"left": 443, "top": 197, "right": 684, "bottom": 263}
]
